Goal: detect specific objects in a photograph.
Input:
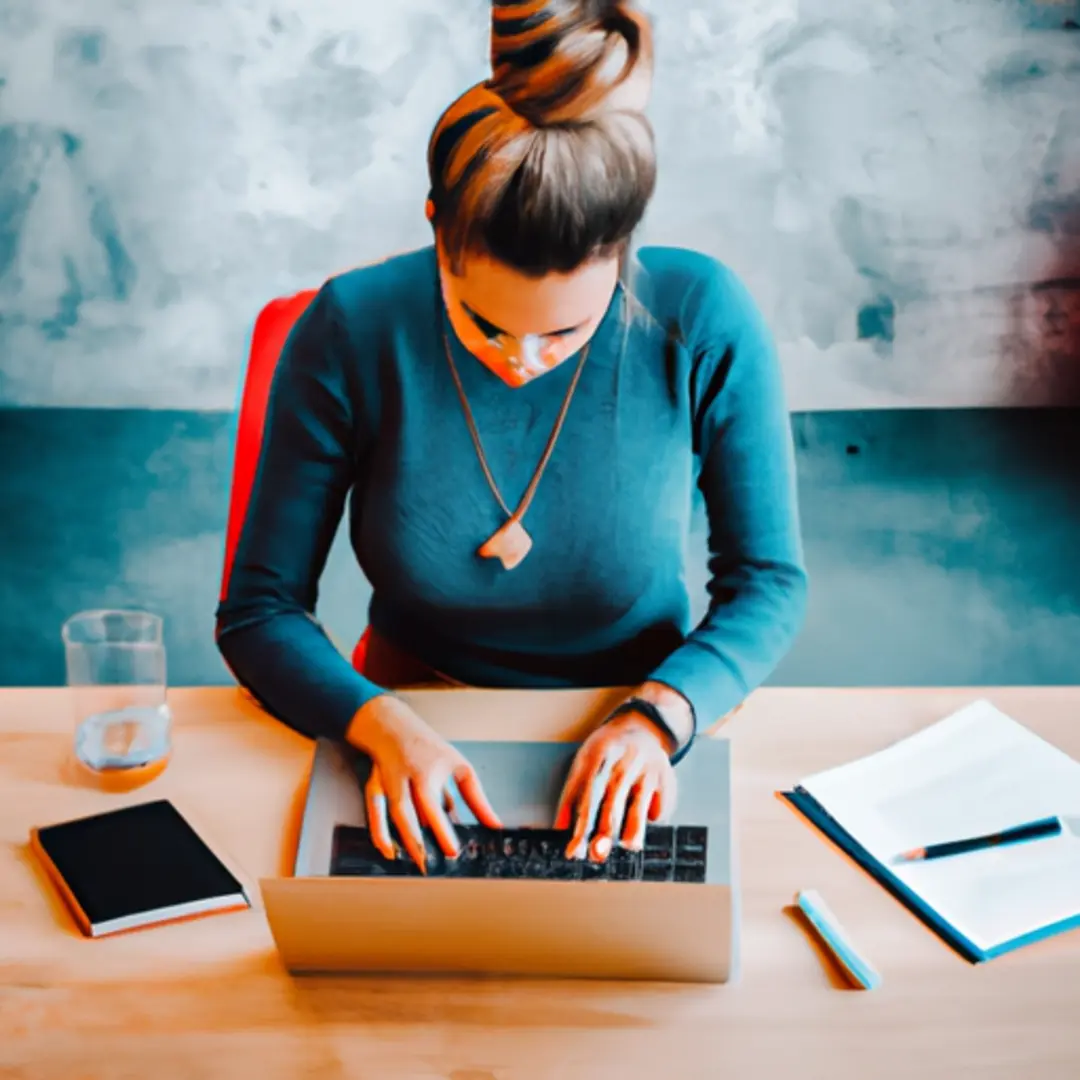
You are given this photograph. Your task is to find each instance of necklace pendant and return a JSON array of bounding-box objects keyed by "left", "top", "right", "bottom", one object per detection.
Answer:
[{"left": 479, "top": 518, "right": 533, "bottom": 570}]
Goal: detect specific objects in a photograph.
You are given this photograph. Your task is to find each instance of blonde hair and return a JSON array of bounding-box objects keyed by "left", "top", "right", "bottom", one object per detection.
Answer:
[{"left": 427, "top": 1, "right": 656, "bottom": 280}]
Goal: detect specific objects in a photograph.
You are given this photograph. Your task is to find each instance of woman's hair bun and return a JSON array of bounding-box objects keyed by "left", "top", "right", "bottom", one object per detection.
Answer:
[
  {"left": 489, "top": 0, "right": 651, "bottom": 126},
  {"left": 427, "top": 1, "right": 656, "bottom": 276}
]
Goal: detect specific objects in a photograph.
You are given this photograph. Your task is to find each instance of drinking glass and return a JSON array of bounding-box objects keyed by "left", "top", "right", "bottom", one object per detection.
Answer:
[{"left": 63, "top": 610, "right": 172, "bottom": 775}]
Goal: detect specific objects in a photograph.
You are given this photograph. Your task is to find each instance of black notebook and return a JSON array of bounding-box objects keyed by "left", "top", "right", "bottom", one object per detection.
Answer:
[{"left": 30, "top": 799, "right": 250, "bottom": 938}]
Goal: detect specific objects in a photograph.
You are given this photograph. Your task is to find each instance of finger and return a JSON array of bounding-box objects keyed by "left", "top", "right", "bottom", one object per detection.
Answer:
[
  {"left": 589, "top": 834, "right": 614, "bottom": 862},
  {"left": 648, "top": 771, "right": 677, "bottom": 823},
  {"left": 595, "top": 747, "right": 643, "bottom": 846},
  {"left": 590, "top": 752, "right": 642, "bottom": 863},
  {"left": 454, "top": 764, "right": 503, "bottom": 829},
  {"left": 621, "top": 774, "right": 658, "bottom": 851},
  {"left": 554, "top": 750, "right": 591, "bottom": 831},
  {"left": 568, "top": 753, "right": 614, "bottom": 859},
  {"left": 413, "top": 778, "right": 461, "bottom": 859},
  {"left": 443, "top": 788, "right": 457, "bottom": 822},
  {"left": 386, "top": 780, "right": 428, "bottom": 873},
  {"left": 365, "top": 766, "right": 394, "bottom": 860}
]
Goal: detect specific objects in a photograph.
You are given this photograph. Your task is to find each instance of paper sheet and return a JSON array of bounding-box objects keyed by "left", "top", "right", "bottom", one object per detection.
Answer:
[{"left": 799, "top": 700, "right": 1080, "bottom": 953}]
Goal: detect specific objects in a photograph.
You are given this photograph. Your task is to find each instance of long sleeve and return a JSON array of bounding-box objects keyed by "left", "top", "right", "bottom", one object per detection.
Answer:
[
  {"left": 648, "top": 264, "right": 808, "bottom": 730},
  {"left": 215, "top": 282, "right": 385, "bottom": 741}
]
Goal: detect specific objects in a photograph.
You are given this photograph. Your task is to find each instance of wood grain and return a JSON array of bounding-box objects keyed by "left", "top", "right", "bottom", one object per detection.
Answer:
[{"left": 2, "top": 685, "right": 1080, "bottom": 1080}]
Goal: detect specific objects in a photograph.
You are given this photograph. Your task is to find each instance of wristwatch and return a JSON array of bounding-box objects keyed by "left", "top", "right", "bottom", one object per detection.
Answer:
[{"left": 605, "top": 696, "right": 696, "bottom": 765}]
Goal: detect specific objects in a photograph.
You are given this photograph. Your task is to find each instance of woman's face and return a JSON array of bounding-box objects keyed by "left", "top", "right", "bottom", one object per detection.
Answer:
[{"left": 438, "top": 247, "right": 620, "bottom": 388}]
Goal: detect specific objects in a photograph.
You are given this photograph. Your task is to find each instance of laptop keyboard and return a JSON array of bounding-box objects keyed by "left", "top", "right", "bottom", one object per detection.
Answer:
[{"left": 329, "top": 824, "right": 708, "bottom": 883}]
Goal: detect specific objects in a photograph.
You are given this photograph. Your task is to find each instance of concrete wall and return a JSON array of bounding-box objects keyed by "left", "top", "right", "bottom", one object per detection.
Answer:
[
  {"left": 1, "top": 1, "right": 1078, "bottom": 410},
  {"left": 2, "top": 3, "right": 1079, "bottom": 690}
]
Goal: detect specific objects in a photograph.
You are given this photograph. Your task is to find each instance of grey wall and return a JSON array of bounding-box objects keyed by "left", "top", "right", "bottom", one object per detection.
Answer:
[{"left": 1, "top": 0, "right": 1078, "bottom": 410}]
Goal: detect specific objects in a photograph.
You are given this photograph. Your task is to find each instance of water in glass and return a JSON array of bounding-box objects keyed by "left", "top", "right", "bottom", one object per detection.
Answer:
[{"left": 63, "top": 610, "right": 172, "bottom": 774}]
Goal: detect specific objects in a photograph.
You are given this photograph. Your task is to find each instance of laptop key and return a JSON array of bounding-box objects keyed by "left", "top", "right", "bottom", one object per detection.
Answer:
[
  {"left": 580, "top": 858, "right": 608, "bottom": 879},
  {"left": 642, "top": 861, "right": 673, "bottom": 882},
  {"left": 674, "top": 863, "right": 707, "bottom": 883},
  {"left": 549, "top": 859, "right": 583, "bottom": 881},
  {"left": 608, "top": 849, "right": 639, "bottom": 880}
]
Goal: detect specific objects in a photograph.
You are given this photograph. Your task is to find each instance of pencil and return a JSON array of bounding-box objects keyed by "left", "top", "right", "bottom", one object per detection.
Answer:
[{"left": 897, "top": 816, "right": 1062, "bottom": 863}]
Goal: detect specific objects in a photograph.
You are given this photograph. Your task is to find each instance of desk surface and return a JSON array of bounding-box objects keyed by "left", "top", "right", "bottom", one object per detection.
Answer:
[{"left": 3, "top": 685, "right": 1080, "bottom": 1080}]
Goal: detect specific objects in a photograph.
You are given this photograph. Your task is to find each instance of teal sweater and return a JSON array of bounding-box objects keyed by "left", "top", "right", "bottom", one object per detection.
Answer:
[{"left": 216, "top": 245, "right": 807, "bottom": 744}]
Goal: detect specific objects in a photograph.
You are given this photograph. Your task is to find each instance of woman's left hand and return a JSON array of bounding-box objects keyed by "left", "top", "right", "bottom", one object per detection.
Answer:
[{"left": 554, "top": 709, "right": 677, "bottom": 862}]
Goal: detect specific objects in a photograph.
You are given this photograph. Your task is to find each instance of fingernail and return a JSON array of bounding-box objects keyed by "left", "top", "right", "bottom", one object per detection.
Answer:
[{"left": 593, "top": 836, "right": 612, "bottom": 859}]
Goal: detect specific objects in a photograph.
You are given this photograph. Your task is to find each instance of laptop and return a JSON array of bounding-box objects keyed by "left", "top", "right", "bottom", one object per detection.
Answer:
[{"left": 260, "top": 689, "right": 737, "bottom": 984}]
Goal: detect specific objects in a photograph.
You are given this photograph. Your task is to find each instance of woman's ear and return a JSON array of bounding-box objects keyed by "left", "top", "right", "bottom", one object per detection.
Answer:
[{"left": 425, "top": 198, "right": 436, "bottom": 223}]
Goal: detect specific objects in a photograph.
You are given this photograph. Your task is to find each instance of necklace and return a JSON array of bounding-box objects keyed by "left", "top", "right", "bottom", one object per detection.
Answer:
[{"left": 441, "top": 325, "right": 590, "bottom": 570}]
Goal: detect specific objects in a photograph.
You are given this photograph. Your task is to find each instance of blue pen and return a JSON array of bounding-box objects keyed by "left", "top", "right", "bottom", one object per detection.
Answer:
[
  {"left": 897, "top": 816, "right": 1063, "bottom": 863},
  {"left": 795, "top": 889, "right": 882, "bottom": 990}
]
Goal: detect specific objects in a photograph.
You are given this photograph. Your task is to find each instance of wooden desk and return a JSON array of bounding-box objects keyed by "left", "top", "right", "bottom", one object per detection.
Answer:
[{"left": 2, "top": 687, "right": 1079, "bottom": 1080}]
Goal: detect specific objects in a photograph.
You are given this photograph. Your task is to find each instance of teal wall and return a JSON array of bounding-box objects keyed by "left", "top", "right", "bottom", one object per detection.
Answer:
[{"left": 3, "top": 407, "right": 1078, "bottom": 689}]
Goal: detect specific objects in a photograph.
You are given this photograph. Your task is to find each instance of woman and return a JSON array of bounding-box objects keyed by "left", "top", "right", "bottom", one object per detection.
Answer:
[{"left": 217, "top": 0, "right": 807, "bottom": 872}]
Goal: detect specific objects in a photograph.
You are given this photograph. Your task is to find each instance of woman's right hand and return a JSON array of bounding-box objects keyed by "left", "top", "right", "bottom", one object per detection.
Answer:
[{"left": 345, "top": 694, "right": 502, "bottom": 872}]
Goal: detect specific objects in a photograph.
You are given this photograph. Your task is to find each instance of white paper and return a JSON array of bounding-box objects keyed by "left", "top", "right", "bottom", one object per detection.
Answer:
[{"left": 799, "top": 700, "right": 1080, "bottom": 953}]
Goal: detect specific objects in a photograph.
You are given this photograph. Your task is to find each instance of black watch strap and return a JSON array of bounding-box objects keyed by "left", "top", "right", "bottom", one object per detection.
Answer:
[{"left": 605, "top": 697, "right": 696, "bottom": 765}]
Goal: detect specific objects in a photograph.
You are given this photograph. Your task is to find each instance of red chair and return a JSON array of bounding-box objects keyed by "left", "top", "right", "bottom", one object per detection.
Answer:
[{"left": 220, "top": 289, "right": 371, "bottom": 673}]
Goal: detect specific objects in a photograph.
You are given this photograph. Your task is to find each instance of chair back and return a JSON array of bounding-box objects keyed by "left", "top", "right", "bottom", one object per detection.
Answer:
[
  {"left": 220, "top": 289, "right": 318, "bottom": 600},
  {"left": 219, "top": 288, "right": 372, "bottom": 674}
]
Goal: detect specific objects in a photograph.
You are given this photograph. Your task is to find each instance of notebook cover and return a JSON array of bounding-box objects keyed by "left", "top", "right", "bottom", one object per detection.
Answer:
[
  {"left": 30, "top": 799, "right": 249, "bottom": 937},
  {"left": 781, "top": 788, "right": 986, "bottom": 963}
]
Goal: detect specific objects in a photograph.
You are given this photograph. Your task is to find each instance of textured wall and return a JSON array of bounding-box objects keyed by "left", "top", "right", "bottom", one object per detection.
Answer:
[
  {"left": 1, "top": 1, "right": 1078, "bottom": 410},
  {"left": 4, "top": 407, "right": 1080, "bottom": 688}
]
